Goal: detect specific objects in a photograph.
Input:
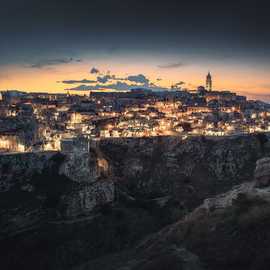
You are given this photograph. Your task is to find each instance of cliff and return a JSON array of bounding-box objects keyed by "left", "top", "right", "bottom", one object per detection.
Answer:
[
  {"left": 100, "top": 134, "right": 269, "bottom": 208},
  {"left": 76, "top": 157, "right": 270, "bottom": 270},
  {"left": 1, "top": 133, "right": 270, "bottom": 269}
]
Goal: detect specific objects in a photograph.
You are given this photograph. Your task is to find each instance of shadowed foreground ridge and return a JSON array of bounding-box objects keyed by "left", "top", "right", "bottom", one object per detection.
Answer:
[{"left": 1, "top": 134, "right": 270, "bottom": 270}]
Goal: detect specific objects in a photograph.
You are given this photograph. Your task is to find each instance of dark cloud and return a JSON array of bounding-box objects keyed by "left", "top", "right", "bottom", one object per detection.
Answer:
[
  {"left": 172, "top": 81, "right": 185, "bottom": 88},
  {"left": 127, "top": 74, "right": 149, "bottom": 85},
  {"left": 66, "top": 85, "right": 95, "bottom": 91},
  {"left": 66, "top": 81, "right": 139, "bottom": 91},
  {"left": 97, "top": 74, "right": 115, "bottom": 83},
  {"left": 30, "top": 58, "right": 81, "bottom": 69},
  {"left": 1, "top": 0, "right": 270, "bottom": 68},
  {"left": 61, "top": 79, "right": 96, "bottom": 84},
  {"left": 61, "top": 71, "right": 185, "bottom": 92},
  {"left": 90, "top": 67, "right": 100, "bottom": 74},
  {"left": 158, "top": 61, "right": 186, "bottom": 69},
  {"left": 61, "top": 73, "right": 151, "bottom": 86},
  {"left": 67, "top": 81, "right": 171, "bottom": 92}
]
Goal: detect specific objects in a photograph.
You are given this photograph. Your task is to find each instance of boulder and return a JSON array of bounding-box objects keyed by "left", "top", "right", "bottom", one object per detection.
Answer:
[{"left": 254, "top": 157, "right": 270, "bottom": 187}]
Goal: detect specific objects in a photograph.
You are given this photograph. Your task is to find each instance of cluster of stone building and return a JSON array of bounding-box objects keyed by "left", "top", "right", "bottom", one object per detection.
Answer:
[{"left": 0, "top": 73, "right": 269, "bottom": 153}]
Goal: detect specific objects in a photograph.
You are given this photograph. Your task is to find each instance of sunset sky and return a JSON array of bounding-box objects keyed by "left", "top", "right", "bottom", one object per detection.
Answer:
[{"left": 0, "top": 0, "right": 270, "bottom": 101}]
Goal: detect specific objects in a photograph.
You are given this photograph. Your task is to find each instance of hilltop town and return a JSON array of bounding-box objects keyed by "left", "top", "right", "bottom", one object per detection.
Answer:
[{"left": 0, "top": 73, "right": 269, "bottom": 153}]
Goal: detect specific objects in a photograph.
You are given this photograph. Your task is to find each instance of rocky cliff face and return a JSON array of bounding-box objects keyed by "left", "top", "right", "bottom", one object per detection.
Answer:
[
  {"left": 133, "top": 182, "right": 270, "bottom": 270},
  {"left": 100, "top": 134, "right": 269, "bottom": 210},
  {"left": 0, "top": 149, "right": 115, "bottom": 240},
  {"left": 60, "top": 180, "right": 114, "bottom": 217},
  {"left": 1, "top": 134, "right": 270, "bottom": 270},
  {"left": 127, "top": 135, "right": 263, "bottom": 182},
  {"left": 57, "top": 150, "right": 114, "bottom": 217},
  {"left": 0, "top": 151, "right": 57, "bottom": 192},
  {"left": 77, "top": 156, "right": 270, "bottom": 270},
  {"left": 60, "top": 152, "right": 98, "bottom": 183}
]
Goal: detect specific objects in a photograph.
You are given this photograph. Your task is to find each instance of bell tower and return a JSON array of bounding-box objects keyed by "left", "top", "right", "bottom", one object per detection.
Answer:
[{"left": 206, "top": 72, "right": 212, "bottom": 91}]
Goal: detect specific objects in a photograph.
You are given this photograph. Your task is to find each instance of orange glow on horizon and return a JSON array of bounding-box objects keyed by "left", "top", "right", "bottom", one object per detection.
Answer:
[{"left": 0, "top": 59, "right": 270, "bottom": 101}]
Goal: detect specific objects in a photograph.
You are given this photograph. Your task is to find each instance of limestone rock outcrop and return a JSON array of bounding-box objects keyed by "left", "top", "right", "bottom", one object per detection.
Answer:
[
  {"left": 254, "top": 157, "right": 270, "bottom": 187},
  {"left": 1, "top": 134, "right": 270, "bottom": 270},
  {"left": 0, "top": 151, "right": 57, "bottom": 192},
  {"left": 100, "top": 134, "right": 268, "bottom": 208},
  {"left": 60, "top": 180, "right": 114, "bottom": 217},
  {"left": 59, "top": 152, "right": 99, "bottom": 183},
  {"left": 124, "top": 157, "right": 270, "bottom": 270}
]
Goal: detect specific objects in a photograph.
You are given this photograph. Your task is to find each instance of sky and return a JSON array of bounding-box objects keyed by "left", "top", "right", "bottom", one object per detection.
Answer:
[{"left": 0, "top": 0, "right": 270, "bottom": 100}]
